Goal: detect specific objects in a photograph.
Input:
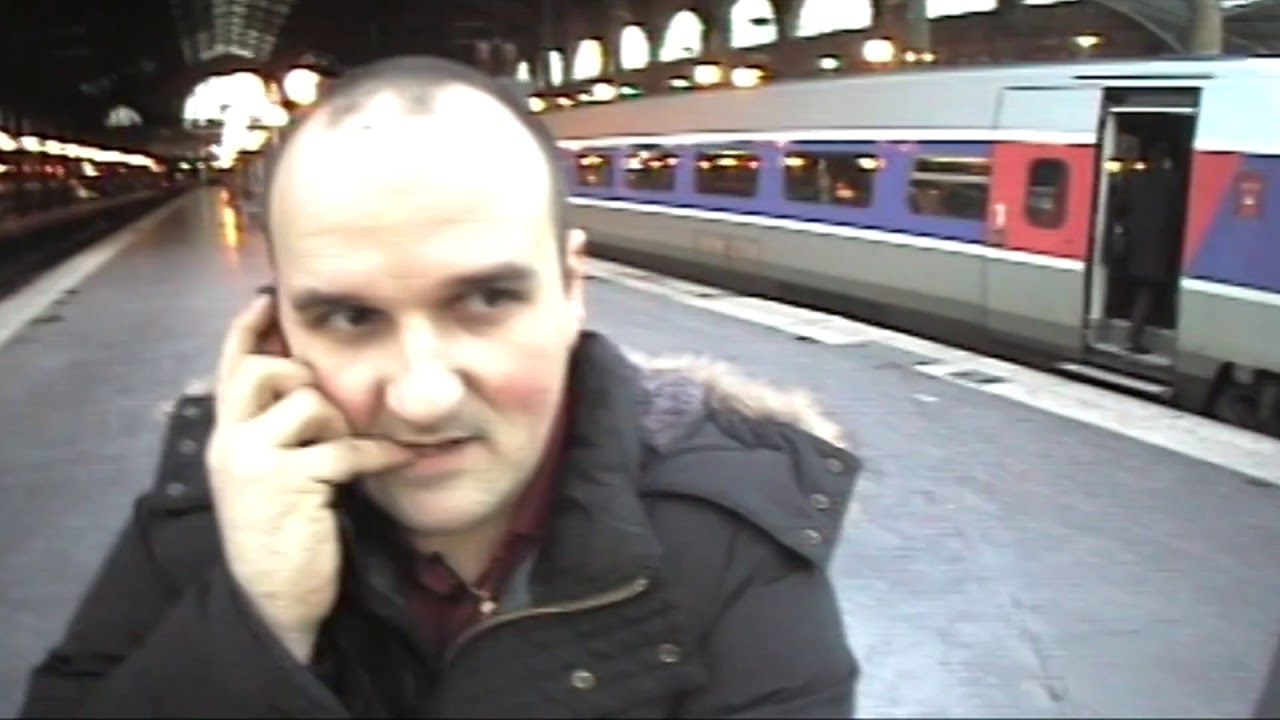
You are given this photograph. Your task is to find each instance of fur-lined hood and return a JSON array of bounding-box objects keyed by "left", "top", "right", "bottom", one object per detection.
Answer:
[{"left": 625, "top": 348, "right": 848, "bottom": 452}]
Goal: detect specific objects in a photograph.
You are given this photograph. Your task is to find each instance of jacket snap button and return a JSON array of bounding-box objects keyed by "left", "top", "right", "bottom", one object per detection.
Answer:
[
  {"left": 181, "top": 405, "right": 201, "bottom": 418},
  {"left": 802, "top": 529, "right": 823, "bottom": 545},
  {"left": 823, "top": 457, "right": 844, "bottom": 473},
  {"left": 177, "top": 438, "right": 198, "bottom": 455},
  {"left": 164, "top": 482, "right": 186, "bottom": 498},
  {"left": 657, "top": 643, "right": 682, "bottom": 664},
  {"left": 809, "top": 493, "right": 832, "bottom": 510},
  {"left": 569, "top": 669, "right": 596, "bottom": 690}
]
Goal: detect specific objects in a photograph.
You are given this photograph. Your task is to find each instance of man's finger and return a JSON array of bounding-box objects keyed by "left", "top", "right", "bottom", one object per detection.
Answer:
[
  {"left": 215, "top": 294, "right": 276, "bottom": 391},
  {"left": 216, "top": 355, "right": 313, "bottom": 424},
  {"left": 288, "top": 438, "right": 416, "bottom": 486},
  {"left": 250, "top": 385, "right": 350, "bottom": 448}
]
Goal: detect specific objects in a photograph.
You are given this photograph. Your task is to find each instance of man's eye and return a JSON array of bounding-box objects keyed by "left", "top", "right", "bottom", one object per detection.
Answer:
[
  {"left": 462, "top": 286, "right": 525, "bottom": 312},
  {"left": 318, "top": 306, "right": 379, "bottom": 331}
]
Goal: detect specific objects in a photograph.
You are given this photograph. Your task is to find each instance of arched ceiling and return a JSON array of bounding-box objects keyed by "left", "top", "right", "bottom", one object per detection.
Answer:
[
  {"left": 4, "top": 0, "right": 1280, "bottom": 145},
  {"left": 0, "top": 0, "right": 551, "bottom": 133},
  {"left": 1091, "top": 0, "right": 1280, "bottom": 53}
]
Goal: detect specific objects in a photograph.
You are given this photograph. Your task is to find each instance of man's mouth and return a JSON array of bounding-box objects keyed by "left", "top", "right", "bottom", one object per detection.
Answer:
[{"left": 400, "top": 436, "right": 478, "bottom": 456}]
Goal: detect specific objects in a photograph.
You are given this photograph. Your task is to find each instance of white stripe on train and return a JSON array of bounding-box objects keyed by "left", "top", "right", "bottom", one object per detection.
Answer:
[{"left": 556, "top": 128, "right": 1097, "bottom": 149}]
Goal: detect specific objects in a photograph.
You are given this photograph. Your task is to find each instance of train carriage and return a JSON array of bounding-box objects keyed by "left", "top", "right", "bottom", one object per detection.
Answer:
[{"left": 541, "top": 55, "right": 1280, "bottom": 435}]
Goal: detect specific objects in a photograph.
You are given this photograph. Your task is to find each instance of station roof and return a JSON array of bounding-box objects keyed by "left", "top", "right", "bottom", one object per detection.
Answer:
[
  {"left": 4, "top": 0, "right": 1280, "bottom": 149},
  {"left": 1098, "top": 0, "right": 1280, "bottom": 54},
  {"left": 1, "top": 0, "right": 546, "bottom": 133}
]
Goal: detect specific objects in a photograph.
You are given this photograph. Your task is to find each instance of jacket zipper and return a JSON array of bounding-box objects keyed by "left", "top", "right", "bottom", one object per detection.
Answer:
[{"left": 441, "top": 575, "right": 652, "bottom": 667}]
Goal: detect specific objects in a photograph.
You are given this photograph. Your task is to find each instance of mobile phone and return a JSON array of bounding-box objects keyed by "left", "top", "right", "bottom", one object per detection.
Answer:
[{"left": 255, "top": 283, "right": 291, "bottom": 357}]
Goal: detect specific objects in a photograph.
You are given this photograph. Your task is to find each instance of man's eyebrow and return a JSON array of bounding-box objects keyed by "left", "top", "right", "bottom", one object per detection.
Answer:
[
  {"left": 288, "top": 262, "right": 537, "bottom": 314},
  {"left": 289, "top": 289, "right": 370, "bottom": 316},
  {"left": 442, "top": 262, "right": 537, "bottom": 297}
]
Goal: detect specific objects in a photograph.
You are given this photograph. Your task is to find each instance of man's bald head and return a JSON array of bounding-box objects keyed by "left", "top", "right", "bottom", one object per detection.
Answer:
[{"left": 263, "top": 55, "right": 566, "bottom": 258}]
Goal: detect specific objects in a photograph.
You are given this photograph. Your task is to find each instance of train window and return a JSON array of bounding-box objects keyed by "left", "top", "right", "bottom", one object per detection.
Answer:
[
  {"left": 909, "top": 155, "right": 990, "bottom": 221},
  {"left": 695, "top": 149, "right": 760, "bottom": 198},
  {"left": 783, "top": 152, "right": 879, "bottom": 208},
  {"left": 575, "top": 151, "right": 613, "bottom": 188},
  {"left": 624, "top": 146, "right": 679, "bottom": 192},
  {"left": 1025, "top": 158, "right": 1068, "bottom": 229}
]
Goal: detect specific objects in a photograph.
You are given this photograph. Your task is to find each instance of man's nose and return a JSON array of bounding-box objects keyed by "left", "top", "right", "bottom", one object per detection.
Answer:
[{"left": 383, "top": 330, "right": 466, "bottom": 426}]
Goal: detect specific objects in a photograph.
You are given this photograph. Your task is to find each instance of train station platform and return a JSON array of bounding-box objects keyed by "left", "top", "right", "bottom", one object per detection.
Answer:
[{"left": 2, "top": 188, "right": 1278, "bottom": 717}]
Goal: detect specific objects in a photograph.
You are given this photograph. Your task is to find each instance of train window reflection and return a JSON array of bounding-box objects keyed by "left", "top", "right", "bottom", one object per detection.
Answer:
[
  {"left": 909, "top": 155, "right": 990, "bottom": 221},
  {"left": 784, "top": 152, "right": 880, "bottom": 208},
  {"left": 575, "top": 151, "right": 613, "bottom": 187},
  {"left": 624, "top": 146, "right": 679, "bottom": 191},
  {"left": 1026, "top": 158, "right": 1068, "bottom": 229},
  {"left": 695, "top": 149, "right": 760, "bottom": 198}
]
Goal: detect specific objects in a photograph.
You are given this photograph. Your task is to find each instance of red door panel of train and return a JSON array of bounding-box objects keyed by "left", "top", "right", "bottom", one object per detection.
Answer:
[{"left": 988, "top": 142, "right": 1094, "bottom": 261}]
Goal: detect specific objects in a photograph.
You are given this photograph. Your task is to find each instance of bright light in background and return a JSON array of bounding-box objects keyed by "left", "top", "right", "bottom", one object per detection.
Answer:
[
  {"left": 547, "top": 49, "right": 565, "bottom": 86},
  {"left": 693, "top": 63, "right": 724, "bottom": 86},
  {"left": 184, "top": 69, "right": 302, "bottom": 165},
  {"left": 1073, "top": 33, "right": 1102, "bottom": 49},
  {"left": 926, "top": 0, "right": 995, "bottom": 17},
  {"left": 571, "top": 39, "right": 605, "bottom": 81},
  {"left": 282, "top": 67, "right": 321, "bottom": 105},
  {"left": 729, "top": 0, "right": 779, "bottom": 49},
  {"left": 619, "top": 24, "right": 650, "bottom": 70},
  {"left": 729, "top": 66, "right": 765, "bottom": 88},
  {"left": 659, "top": 9, "right": 705, "bottom": 62},
  {"left": 590, "top": 81, "right": 619, "bottom": 102},
  {"left": 862, "top": 38, "right": 896, "bottom": 64},
  {"left": 795, "top": 0, "right": 872, "bottom": 38}
]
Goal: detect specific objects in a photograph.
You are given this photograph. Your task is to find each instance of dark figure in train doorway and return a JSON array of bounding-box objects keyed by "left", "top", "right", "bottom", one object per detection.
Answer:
[{"left": 1116, "top": 141, "right": 1180, "bottom": 354}]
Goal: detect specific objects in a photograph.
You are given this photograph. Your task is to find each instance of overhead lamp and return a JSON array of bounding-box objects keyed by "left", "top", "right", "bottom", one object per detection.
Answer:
[
  {"left": 1073, "top": 33, "right": 1102, "bottom": 50},
  {"left": 528, "top": 96, "right": 548, "bottom": 113},
  {"left": 0, "top": 131, "right": 16, "bottom": 152},
  {"left": 692, "top": 63, "right": 724, "bottom": 86},
  {"left": 18, "top": 135, "right": 42, "bottom": 153},
  {"left": 862, "top": 38, "right": 896, "bottom": 65},
  {"left": 729, "top": 66, "right": 765, "bottom": 88},
  {"left": 282, "top": 67, "right": 321, "bottom": 106},
  {"left": 817, "top": 55, "right": 842, "bottom": 72},
  {"left": 590, "top": 81, "right": 619, "bottom": 102}
]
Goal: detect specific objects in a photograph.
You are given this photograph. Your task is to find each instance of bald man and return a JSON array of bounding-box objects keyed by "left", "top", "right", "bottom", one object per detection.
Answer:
[{"left": 20, "top": 56, "right": 861, "bottom": 719}]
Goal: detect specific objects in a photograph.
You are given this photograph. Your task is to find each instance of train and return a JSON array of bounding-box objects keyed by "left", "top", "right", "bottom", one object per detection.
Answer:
[
  {"left": 540, "top": 54, "right": 1280, "bottom": 437},
  {"left": 0, "top": 129, "right": 182, "bottom": 241}
]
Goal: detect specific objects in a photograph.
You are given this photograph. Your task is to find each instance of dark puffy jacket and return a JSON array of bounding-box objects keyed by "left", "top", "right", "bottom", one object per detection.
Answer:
[{"left": 19, "top": 332, "right": 861, "bottom": 718}]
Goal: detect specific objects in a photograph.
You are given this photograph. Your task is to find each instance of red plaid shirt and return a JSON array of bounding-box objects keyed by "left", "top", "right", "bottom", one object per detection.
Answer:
[{"left": 407, "top": 411, "right": 566, "bottom": 648}]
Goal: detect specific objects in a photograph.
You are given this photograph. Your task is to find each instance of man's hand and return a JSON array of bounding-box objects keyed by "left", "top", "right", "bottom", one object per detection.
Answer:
[{"left": 204, "top": 295, "right": 413, "bottom": 661}]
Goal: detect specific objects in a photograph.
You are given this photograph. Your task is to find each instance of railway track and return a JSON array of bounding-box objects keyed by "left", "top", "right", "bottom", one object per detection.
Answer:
[{"left": 0, "top": 194, "right": 175, "bottom": 301}]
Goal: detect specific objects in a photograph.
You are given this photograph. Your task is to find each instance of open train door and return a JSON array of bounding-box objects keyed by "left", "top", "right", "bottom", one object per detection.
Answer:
[
  {"left": 1075, "top": 88, "right": 1200, "bottom": 397},
  {"left": 986, "top": 85, "right": 1102, "bottom": 353}
]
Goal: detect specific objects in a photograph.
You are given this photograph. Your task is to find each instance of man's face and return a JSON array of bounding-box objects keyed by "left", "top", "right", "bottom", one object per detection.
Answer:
[{"left": 268, "top": 85, "right": 586, "bottom": 538}]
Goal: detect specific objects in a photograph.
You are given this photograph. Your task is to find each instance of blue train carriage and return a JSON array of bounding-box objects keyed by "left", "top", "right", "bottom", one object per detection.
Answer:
[{"left": 545, "top": 56, "right": 1280, "bottom": 434}]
